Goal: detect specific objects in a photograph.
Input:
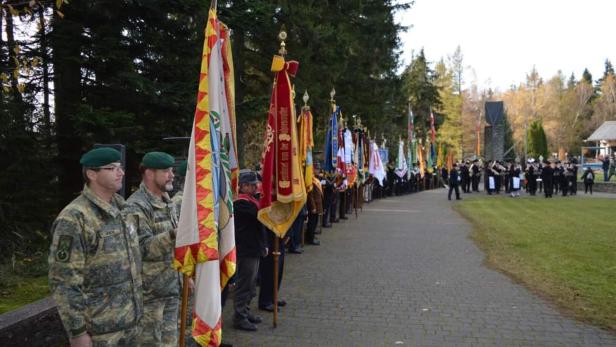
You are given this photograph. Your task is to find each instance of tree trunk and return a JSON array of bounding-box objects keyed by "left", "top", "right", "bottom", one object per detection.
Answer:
[
  {"left": 4, "top": 7, "right": 23, "bottom": 106},
  {"left": 51, "top": 5, "right": 84, "bottom": 205},
  {"left": 232, "top": 24, "right": 247, "bottom": 167},
  {"left": 39, "top": 6, "right": 52, "bottom": 145}
]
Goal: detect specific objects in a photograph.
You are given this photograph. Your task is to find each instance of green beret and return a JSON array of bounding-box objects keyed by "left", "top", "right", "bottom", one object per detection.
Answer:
[
  {"left": 80, "top": 147, "right": 121, "bottom": 167},
  {"left": 176, "top": 160, "right": 188, "bottom": 177},
  {"left": 142, "top": 151, "right": 175, "bottom": 169}
]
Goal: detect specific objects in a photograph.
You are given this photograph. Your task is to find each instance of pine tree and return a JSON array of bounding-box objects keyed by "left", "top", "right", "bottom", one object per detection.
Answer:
[{"left": 402, "top": 49, "right": 442, "bottom": 142}]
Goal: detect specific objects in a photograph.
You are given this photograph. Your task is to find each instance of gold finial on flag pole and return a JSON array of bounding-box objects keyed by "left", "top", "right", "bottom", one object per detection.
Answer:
[{"left": 278, "top": 27, "right": 287, "bottom": 57}]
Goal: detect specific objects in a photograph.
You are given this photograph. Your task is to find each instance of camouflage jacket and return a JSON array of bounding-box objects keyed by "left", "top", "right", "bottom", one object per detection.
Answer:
[
  {"left": 124, "top": 183, "right": 180, "bottom": 301},
  {"left": 48, "top": 185, "right": 143, "bottom": 338}
]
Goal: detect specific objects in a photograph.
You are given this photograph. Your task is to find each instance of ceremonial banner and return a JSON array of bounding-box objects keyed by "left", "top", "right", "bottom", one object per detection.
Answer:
[
  {"left": 430, "top": 109, "right": 436, "bottom": 143},
  {"left": 407, "top": 107, "right": 415, "bottom": 178},
  {"left": 174, "top": 10, "right": 236, "bottom": 347},
  {"left": 426, "top": 140, "right": 434, "bottom": 173},
  {"left": 378, "top": 148, "right": 389, "bottom": 165},
  {"left": 298, "top": 108, "right": 314, "bottom": 192},
  {"left": 369, "top": 141, "right": 386, "bottom": 186},
  {"left": 257, "top": 55, "right": 307, "bottom": 237},
  {"left": 418, "top": 142, "right": 425, "bottom": 178},
  {"left": 395, "top": 140, "right": 408, "bottom": 178},
  {"left": 324, "top": 106, "right": 339, "bottom": 173},
  {"left": 336, "top": 123, "right": 346, "bottom": 174},
  {"left": 436, "top": 143, "right": 443, "bottom": 168}
]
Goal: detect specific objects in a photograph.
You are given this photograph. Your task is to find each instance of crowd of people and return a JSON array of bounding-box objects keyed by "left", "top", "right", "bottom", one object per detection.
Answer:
[{"left": 47, "top": 146, "right": 614, "bottom": 347}]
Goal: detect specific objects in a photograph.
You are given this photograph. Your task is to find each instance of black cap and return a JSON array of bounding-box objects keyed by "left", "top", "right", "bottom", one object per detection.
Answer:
[{"left": 239, "top": 169, "right": 259, "bottom": 185}]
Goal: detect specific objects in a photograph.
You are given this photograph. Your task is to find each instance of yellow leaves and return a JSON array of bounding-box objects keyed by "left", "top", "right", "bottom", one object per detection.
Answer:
[
  {"left": 17, "top": 83, "right": 25, "bottom": 94},
  {"left": 56, "top": 0, "right": 63, "bottom": 9},
  {"left": 56, "top": 10, "right": 64, "bottom": 19},
  {"left": 7, "top": 5, "right": 19, "bottom": 16}
]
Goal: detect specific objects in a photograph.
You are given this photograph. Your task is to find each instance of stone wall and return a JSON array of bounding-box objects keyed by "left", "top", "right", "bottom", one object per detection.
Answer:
[
  {"left": 577, "top": 181, "right": 616, "bottom": 193},
  {"left": 0, "top": 297, "right": 68, "bottom": 347}
]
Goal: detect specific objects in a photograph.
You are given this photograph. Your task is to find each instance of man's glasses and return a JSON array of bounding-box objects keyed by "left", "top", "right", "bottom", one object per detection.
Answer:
[{"left": 95, "top": 165, "right": 124, "bottom": 172}]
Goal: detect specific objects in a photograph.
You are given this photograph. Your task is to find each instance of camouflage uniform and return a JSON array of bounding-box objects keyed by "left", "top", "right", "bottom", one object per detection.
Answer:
[
  {"left": 125, "top": 183, "right": 180, "bottom": 347},
  {"left": 48, "top": 185, "right": 143, "bottom": 347}
]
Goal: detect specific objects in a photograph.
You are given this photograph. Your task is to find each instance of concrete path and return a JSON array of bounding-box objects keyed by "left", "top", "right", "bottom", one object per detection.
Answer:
[{"left": 222, "top": 189, "right": 616, "bottom": 346}]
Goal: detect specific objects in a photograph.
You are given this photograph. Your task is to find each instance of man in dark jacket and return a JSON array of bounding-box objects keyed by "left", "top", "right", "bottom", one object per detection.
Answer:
[
  {"left": 448, "top": 163, "right": 461, "bottom": 200},
  {"left": 541, "top": 161, "right": 554, "bottom": 198},
  {"left": 233, "top": 170, "right": 267, "bottom": 331}
]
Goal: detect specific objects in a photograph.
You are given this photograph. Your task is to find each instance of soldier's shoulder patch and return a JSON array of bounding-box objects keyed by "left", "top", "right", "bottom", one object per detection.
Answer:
[{"left": 55, "top": 235, "right": 73, "bottom": 262}]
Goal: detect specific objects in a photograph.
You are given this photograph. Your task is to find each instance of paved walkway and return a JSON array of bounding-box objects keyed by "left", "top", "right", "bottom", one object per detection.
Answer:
[{"left": 222, "top": 189, "right": 616, "bottom": 346}]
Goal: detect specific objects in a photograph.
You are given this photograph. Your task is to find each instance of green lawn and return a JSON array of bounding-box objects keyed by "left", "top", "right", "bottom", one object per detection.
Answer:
[
  {"left": 455, "top": 196, "right": 616, "bottom": 332},
  {"left": 0, "top": 275, "right": 49, "bottom": 314}
]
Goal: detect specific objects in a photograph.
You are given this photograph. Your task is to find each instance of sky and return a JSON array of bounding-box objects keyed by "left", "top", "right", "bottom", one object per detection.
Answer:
[{"left": 395, "top": 0, "right": 616, "bottom": 91}]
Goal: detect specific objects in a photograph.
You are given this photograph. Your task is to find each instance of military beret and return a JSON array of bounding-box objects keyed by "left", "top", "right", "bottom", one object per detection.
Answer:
[
  {"left": 142, "top": 151, "right": 175, "bottom": 169},
  {"left": 176, "top": 160, "right": 188, "bottom": 177},
  {"left": 80, "top": 147, "right": 121, "bottom": 167}
]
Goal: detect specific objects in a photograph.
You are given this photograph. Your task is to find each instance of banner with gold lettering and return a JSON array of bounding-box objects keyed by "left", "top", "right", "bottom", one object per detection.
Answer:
[{"left": 258, "top": 55, "right": 307, "bottom": 237}]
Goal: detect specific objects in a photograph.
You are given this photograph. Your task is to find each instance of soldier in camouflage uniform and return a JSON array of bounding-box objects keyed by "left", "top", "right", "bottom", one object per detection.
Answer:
[
  {"left": 48, "top": 147, "right": 143, "bottom": 347},
  {"left": 124, "top": 152, "right": 180, "bottom": 347}
]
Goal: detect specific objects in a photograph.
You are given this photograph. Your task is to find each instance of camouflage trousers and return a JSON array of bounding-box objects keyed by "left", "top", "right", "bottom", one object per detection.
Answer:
[
  {"left": 91, "top": 326, "right": 139, "bottom": 347},
  {"left": 137, "top": 296, "right": 179, "bottom": 347}
]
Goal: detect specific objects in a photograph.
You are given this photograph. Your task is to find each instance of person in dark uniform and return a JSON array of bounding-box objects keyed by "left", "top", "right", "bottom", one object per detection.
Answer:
[
  {"left": 541, "top": 161, "right": 554, "bottom": 198},
  {"left": 460, "top": 161, "right": 469, "bottom": 193},
  {"left": 321, "top": 170, "right": 334, "bottom": 228},
  {"left": 567, "top": 162, "right": 577, "bottom": 195},
  {"left": 448, "top": 163, "right": 461, "bottom": 200},
  {"left": 526, "top": 161, "right": 537, "bottom": 196},
  {"left": 233, "top": 170, "right": 267, "bottom": 331},
  {"left": 471, "top": 159, "right": 481, "bottom": 192},
  {"left": 553, "top": 161, "right": 561, "bottom": 195},
  {"left": 559, "top": 162, "right": 568, "bottom": 197},
  {"left": 582, "top": 166, "right": 595, "bottom": 194},
  {"left": 494, "top": 162, "right": 502, "bottom": 194}
]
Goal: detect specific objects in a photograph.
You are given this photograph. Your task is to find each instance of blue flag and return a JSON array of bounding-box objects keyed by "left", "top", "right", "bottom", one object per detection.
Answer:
[{"left": 323, "top": 106, "right": 339, "bottom": 172}]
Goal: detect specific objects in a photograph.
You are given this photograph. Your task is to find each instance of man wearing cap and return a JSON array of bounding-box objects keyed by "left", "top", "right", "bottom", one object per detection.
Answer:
[
  {"left": 232, "top": 169, "right": 268, "bottom": 331},
  {"left": 48, "top": 147, "right": 143, "bottom": 347},
  {"left": 124, "top": 152, "right": 180, "bottom": 347}
]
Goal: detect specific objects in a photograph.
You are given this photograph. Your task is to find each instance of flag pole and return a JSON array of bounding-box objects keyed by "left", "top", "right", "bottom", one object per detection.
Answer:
[
  {"left": 179, "top": 274, "right": 190, "bottom": 347},
  {"left": 273, "top": 236, "right": 280, "bottom": 328},
  {"left": 272, "top": 27, "right": 288, "bottom": 329}
]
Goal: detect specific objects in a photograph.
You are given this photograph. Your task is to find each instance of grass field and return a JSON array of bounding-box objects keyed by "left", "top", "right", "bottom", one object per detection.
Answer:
[
  {"left": 455, "top": 196, "right": 616, "bottom": 332},
  {"left": 0, "top": 275, "right": 49, "bottom": 314}
]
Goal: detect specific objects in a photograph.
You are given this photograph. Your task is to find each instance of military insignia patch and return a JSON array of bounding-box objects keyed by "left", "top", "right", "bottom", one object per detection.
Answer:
[{"left": 56, "top": 235, "right": 73, "bottom": 262}]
